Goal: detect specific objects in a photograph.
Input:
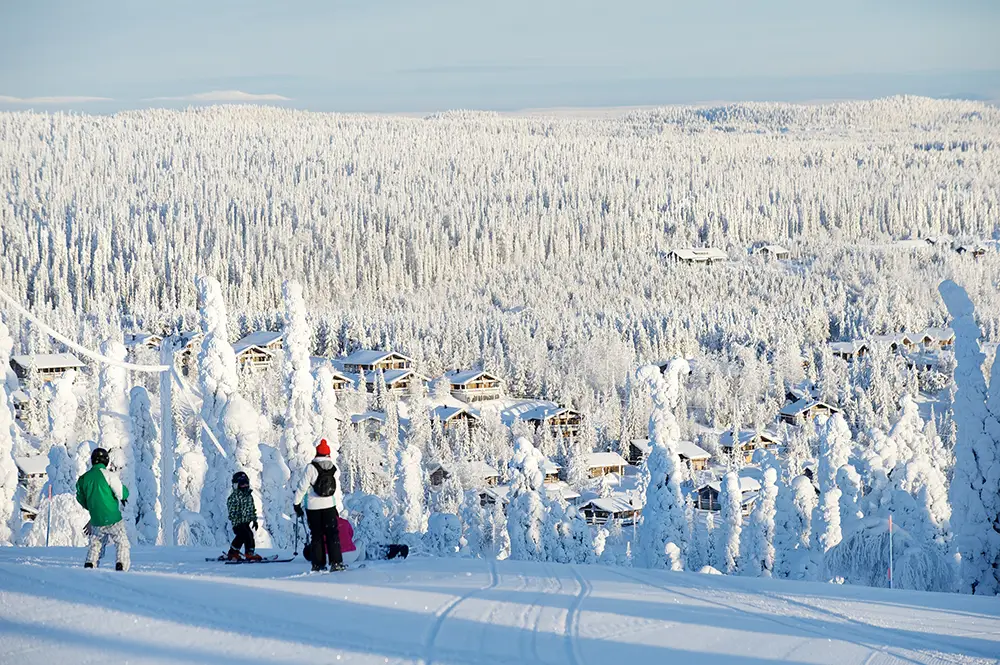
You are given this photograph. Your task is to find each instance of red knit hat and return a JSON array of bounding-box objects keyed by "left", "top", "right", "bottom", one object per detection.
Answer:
[{"left": 316, "top": 439, "right": 330, "bottom": 457}]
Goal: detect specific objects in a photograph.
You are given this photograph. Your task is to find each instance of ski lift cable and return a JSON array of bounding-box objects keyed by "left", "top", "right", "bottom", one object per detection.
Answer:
[{"left": 0, "top": 286, "right": 227, "bottom": 457}]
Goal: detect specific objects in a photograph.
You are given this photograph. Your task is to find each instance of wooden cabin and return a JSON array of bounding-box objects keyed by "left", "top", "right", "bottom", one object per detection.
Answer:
[
  {"left": 479, "top": 485, "right": 511, "bottom": 508},
  {"left": 955, "top": 244, "right": 987, "bottom": 259},
  {"left": 917, "top": 327, "right": 955, "bottom": 350},
  {"left": 9, "top": 354, "right": 85, "bottom": 383},
  {"left": 541, "top": 459, "right": 562, "bottom": 484},
  {"left": 431, "top": 405, "right": 481, "bottom": 432},
  {"left": 329, "top": 368, "right": 353, "bottom": 392},
  {"left": 578, "top": 495, "right": 641, "bottom": 526},
  {"left": 695, "top": 477, "right": 761, "bottom": 515},
  {"left": 525, "top": 406, "right": 583, "bottom": 439},
  {"left": 669, "top": 247, "right": 728, "bottom": 264},
  {"left": 448, "top": 370, "right": 503, "bottom": 403},
  {"left": 869, "top": 333, "right": 916, "bottom": 354},
  {"left": 465, "top": 461, "right": 500, "bottom": 487},
  {"left": 124, "top": 332, "right": 164, "bottom": 351},
  {"left": 10, "top": 389, "right": 29, "bottom": 421},
  {"left": 427, "top": 463, "right": 451, "bottom": 488},
  {"left": 343, "top": 350, "right": 413, "bottom": 375},
  {"left": 629, "top": 438, "right": 711, "bottom": 471},
  {"left": 365, "top": 368, "right": 429, "bottom": 395},
  {"left": 350, "top": 411, "right": 386, "bottom": 437},
  {"left": 584, "top": 451, "right": 628, "bottom": 478},
  {"left": 754, "top": 244, "right": 790, "bottom": 260},
  {"left": 232, "top": 331, "right": 283, "bottom": 369},
  {"left": 829, "top": 340, "right": 868, "bottom": 362},
  {"left": 175, "top": 331, "right": 204, "bottom": 376},
  {"left": 719, "top": 430, "right": 781, "bottom": 464},
  {"left": 779, "top": 399, "right": 841, "bottom": 425}
]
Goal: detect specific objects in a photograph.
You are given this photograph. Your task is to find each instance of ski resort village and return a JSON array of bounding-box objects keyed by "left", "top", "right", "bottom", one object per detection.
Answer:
[{"left": 1, "top": 97, "right": 1000, "bottom": 663}]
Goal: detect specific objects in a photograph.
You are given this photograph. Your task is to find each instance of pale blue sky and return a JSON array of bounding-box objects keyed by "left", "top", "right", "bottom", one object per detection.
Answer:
[{"left": 1, "top": 1, "right": 998, "bottom": 111}]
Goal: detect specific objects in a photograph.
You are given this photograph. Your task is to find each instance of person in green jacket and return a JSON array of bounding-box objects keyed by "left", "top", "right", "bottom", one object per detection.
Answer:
[
  {"left": 76, "top": 447, "right": 130, "bottom": 571},
  {"left": 226, "top": 471, "right": 261, "bottom": 561}
]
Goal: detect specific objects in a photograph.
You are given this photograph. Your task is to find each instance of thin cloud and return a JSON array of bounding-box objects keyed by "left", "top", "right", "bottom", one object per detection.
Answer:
[
  {"left": 0, "top": 95, "right": 112, "bottom": 104},
  {"left": 148, "top": 90, "right": 291, "bottom": 102}
]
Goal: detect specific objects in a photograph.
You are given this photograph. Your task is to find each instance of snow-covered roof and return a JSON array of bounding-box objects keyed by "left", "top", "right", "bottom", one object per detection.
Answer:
[
  {"left": 350, "top": 411, "right": 386, "bottom": 425},
  {"left": 232, "top": 331, "right": 282, "bottom": 354},
  {"left": 756, "top": 244, "right": 789, "bottom": 255},
  {"left": 546, "top": 481, "right": 581, "bottom": 502},
  {"left": 15, "top": 455, "right": 48, "bottom": 476},
  {"left": 481, "top": 484, "right": 511, "bottom": 504},
  {"left": 670, "top": 247, "right": 728, "bottom": 262},
  {"left": 702, "top": 476, "right": 761, "bottom": 495},
  {"left": 124, "top": 332, "right": 163, "bottom": 348},
  {"left": 779, "top": 398, "right": 840, "bottom": 417},
  {"left": 342, "top": 349, "right": 413, "bottom": 366},
  {"left": 447, "top": 369, "right": 502, "bottom": 386},
  {"left": 719, "top": 429, "right": 780, "bottom": 448},
  {"left": 380, "top": 368, "right": 428, "bottom": 386},
  {"left": 829, "top": 340, "right": 867, "bottom": 355},
  {"left": 584, "top": 451, "right": 628, "bottom": 469},
  {"left": 431, "top": 404, "right": 481, "bottom": 423},
  {"left": 869, "top": 333, "right": 908, "bottom": 347},
  {"left": 541, "top": 459, "right": 562, "bottom": 475},
  {"left": 579, "top": 493, "right": 641, "bottom": 514},
  {"left": 178, "top": 331, "right": 204, "bottom": 348},
  {"left": 519, "top": 404, "right": 580, "bottom": 423},
  {"left": 917, "top": 327, "right": 954, "bottom": 342},
  {"left": 10, "top": 353, "right": 85, "bottom": 371},
  {"left": 677, "top": 440, "right": 712, "bottom": 460},
  {"left": 10, "top": 389, "right": 29, "bottom": 404},
  {"left": 466, "top": 461, "right": 500, "bottom": 479}
]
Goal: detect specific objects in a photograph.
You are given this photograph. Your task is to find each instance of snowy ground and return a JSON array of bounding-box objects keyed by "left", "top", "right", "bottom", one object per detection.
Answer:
[{"left": 1, "top": 548, "right": 998, "bottom": 665}]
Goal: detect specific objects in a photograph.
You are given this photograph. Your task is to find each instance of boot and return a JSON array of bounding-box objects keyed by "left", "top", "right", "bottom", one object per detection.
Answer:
[
  {"left": 84, "top": 562, "right": 95, "bottom": 569},
  {"left": 330, "top": 562, "right": 347, "bottom": 572},
  {"left": 244, "top": 549, "right": 262, "bottom": 562},
  {"left": 226, "top": 548, "right": 243, "bottom": 561},
  {"left": 115, "top": 562, "right": 125, "bottom": 571}
]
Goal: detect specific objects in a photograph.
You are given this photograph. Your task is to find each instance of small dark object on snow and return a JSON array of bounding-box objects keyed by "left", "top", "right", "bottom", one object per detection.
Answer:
[
  {"left": 386, "top": 544, "right": 409, "bottom": 560},
  {"left": 115, "top": 562, "right": 124, "bottom": 571},
  {"left": 84, "top": 562, "right": 94, "bottom": 569}
]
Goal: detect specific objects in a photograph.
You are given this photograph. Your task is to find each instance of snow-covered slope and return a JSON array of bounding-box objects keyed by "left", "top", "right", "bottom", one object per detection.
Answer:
[{"left": 1, "top": 548, "right": 997, "bottom": 665}]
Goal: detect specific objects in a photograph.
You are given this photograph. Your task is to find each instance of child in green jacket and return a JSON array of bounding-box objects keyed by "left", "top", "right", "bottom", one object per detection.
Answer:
[
  {"left": 76, "top": 447, "right": 130, "bottom": 571},
  {"left": 227, "top": 471, "right": 261, "bottom": 561}
]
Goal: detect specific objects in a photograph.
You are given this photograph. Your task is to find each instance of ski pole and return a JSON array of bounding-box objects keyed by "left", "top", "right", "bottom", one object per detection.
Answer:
[
  {"left": 293, "top": 515, "right": 300, "bottom": 557},
  {"left": 45, "top": 485, "right": 52, "bottom": 547},
  {"left": 888, "top": 513, "right": 894, "bottom": 590}
]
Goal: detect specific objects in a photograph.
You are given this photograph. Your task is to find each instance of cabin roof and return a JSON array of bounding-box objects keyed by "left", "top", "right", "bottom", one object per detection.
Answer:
[
  {"left": 630, "top": 438, "right": 711, "bottom": 460},
  {"left": 779, "top": 398, "right": 840, "bottom": 418},
  {"left": 757, "top": 244, "right": 789, "bottom": 255},
  {"left": 541, "top": 459, "right": 562, "bottom": 475},
  {"left": 380, "top": 368, "right": 428, "bottom": 386},
  {"left": 917, "top": 327, "right": 955, "bottom": 342},
  {"left": 466, "top": 461, "right": 500, "bottom": 479},
  {"left": 447, "top": 369, "right": 502, "bottom": 386},
  {"left": 342, "top": 349, "right": 413, "bottom": 366},
  {"left": 670, "top": 247, "right": 727, "bottom": 261},
  {"left": 233, "top": 331, "right": 282, "bottom": 354},
  {"left": 15, "top": 455, "right": 48, "bottom": 475},
  {"left": 546, "top": 481, "right": 581, "bottom": 502},
  {"left": 350, "top": 411, "right": 386, "bottom": 425},
  {"left": 719, "top": 429, "right": 780, "bottom": 448},
  {"left": 579, "top": 493, "right": 641, "bottom": 514},
  {"left": 520, "top": 404, "right": 580, "bottom": 423},
  {"left": 701, "top": 476, "right": 762, "bottom": 495},
  {"left": 10, "top": 353, "right": 85, "bottom": 371},
  {"left": 431, "top": 404, "right": 481, "bottom": 423},
  {"left": 829, "top": 340, "right": 868, "bottom": 355},
  {"left": 584, "top": 451, "right": 629, "bottom": 469}
]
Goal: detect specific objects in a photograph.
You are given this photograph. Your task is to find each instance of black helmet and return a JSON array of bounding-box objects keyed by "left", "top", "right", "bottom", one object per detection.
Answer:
[
  {"left": 232, "top": 471, "right": 250, "bottom": 489},
  {"left": 91, "top": 448, "right": 109, "bottom": 467}
]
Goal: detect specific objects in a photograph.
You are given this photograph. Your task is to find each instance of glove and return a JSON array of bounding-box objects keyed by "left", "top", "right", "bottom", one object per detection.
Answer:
[
  {"left": 84, "top": 522, "right": 92, "bottom": 537},
  {"left": 293, "top": 504, "right": 304, "bottom": 518},
  {"left": 121, "top": 498, "right": 128, "bottom": 507},
  {"left": 252, "top": 520, "right": 258, "bottom": 531}
]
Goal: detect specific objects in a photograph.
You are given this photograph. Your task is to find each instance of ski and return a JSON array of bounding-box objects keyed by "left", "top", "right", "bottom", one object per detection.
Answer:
[{"left": 225, "top": 555, "right": 294, "bottom": 565}]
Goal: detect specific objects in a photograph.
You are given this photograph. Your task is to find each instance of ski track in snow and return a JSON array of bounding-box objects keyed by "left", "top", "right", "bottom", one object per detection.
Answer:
[{"left": 1, "top": 549, "right": 998, "bottom": 665}]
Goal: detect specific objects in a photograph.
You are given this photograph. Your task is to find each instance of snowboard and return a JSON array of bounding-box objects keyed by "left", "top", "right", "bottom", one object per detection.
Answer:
[{"left": 205, "top": 554, "right": 293, "bottom": 564}]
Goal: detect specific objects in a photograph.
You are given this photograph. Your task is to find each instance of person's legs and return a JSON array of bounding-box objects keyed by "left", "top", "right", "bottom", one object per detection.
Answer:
[
  {"left": 108, "top": 521, "right": 130, "bottom": 571},
  {"left": 85, "top": 526, "right": 104, "bottom": 567},
  {"left": 231, "top": 524, "right": 253, "bottom": 553},
  {"left": 306, "top": 509, "right": 327, "bottom": 569},
  {"left": 324, "top": 508, "right": 343, "bottom": 566},
  {"left": 243, "top": 524, "right": 256, "bottom": 556}
]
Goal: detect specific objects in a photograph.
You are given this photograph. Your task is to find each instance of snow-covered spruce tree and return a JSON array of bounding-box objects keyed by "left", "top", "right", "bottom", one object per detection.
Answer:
[
  {"left": 716, "top": 472, "right": 743, "bottom": 574},
  {"left": 568, "top": 506, "right": 597, "bottom": 564},
  {"left": 46, "top": 370, "right": 78, "bottom": 454},
  {"left": 543, "top": 497, "right": 572, "bottom": 564},
  {"left": 221, "top": 395, "right": 271, "bottom": 547},
  {"left": 350, "top": 493, "right": 390, "bottom": 561},
  {"left": 195, "top": 275, "right": 252, "bottom": 544},
  {"left": 280, "top": 279, "right": 315, "bottom": 483},
  {"left": 129, "top": 386, "right": 161, "bottom": 545},
  {"left": 564, "top": 433, "right": 591, "bottom": 491},
  {"left": 433, "top": 467, "right": 464, "bottom": 515},
  {"left": 689, "top": 506, "right": 714, "bottom": 572},
  {"left": 424, "top": 512, "right": 462, "bottom": 556},
  {"left": 740, "top": 467, "right": 778, "bottom": 577},
  {"left": 599, "top": 518, "right": 633, "bottom": 567},
  {"left": 506, "top": 436, "right": 547, "bottom": 561},
  {"left": 488, "top": 499, "right": 511, "bottom": 560},
  {"left": 381, "top": 400, "right": 401, "bottom": 487},
  {"left": 939, "top": 280, "right": 999, "bottom": 595},
  {"left": 98, "top": 340, "right": 134, "bottom": 535},
  {"left": 836, "top": 464, "right": 863, "bottom": 538},
  {"left": 459, "top": 490, "right": 486, "bottom": 557},
  {"left": 407, "top": 378, "right": 432, "bottom": 458},
  {"left": 0, "top": 382, "right": 22, "bottom": 544},
  {"left": 774, "top": 475, "right": 816, "bottom": 579},
  {"left": 312, "top": 364, "right": 344, "bottom": 512},
  {"left": 807, "top": 414, "right": 850, "bottom": 579},
  {"left": 635, "top": 364, "right": 689, "bottom": 570},
  {"left": 392, "top": 442, "right": 427, "bottom": 537}
]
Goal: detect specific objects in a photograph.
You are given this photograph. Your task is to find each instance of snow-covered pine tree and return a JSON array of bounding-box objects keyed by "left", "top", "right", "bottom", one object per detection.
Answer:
[
  {"left": 636, "top": 364, "right": 689, "bottom": 569},
  {"left": 808, "top": 414, "right": 850, "bottom": 579},
  {"left": 836, "top": 464, "right": 863, "bottom": 538},
  {"left": 773, "top": 475, "right": 816, "bottom": 579},
  {"left": 740, "top": 467, "right": 778, "bottom": 577},
  {"left": 506, "top": 437, "right": 547, "bottom": 561},
  {"left": 716, "top": 472, "right": 743, "bottom": 574},
  {"left": 129, "top": 386, "right": 161, "bottom": 545},
  {"left": 393, "top": 442, "right": 427, "bottom": 537},
  {"left": 350, "top": 493, "right": 390, "bottom": 561},
  {"left": 939, "top": 280, "right": 999, "bottom": 595},
  {"left": 280, "top": 279, "right": 315, "bottom": 482},
  {"left": 459, "top": 490, "right": 486, "bottom": 557},
  {"left": 424, "top": 512, "right": 462, "bottom": 556},
  {"left": 0, "top": 381, "right": 22, "bottom": 545},
  {"left": 98, "top": 340, "right": 134, "bottom": 535}
]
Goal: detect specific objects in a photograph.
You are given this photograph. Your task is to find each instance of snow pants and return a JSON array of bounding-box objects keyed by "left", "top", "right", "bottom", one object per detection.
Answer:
[
  {"left": 86, "top": 520, "right": 130, "bottom": 570},
  {"left": 306, "top": 507, "right": 342, "bottom": 569},
  {"left": 231, "top": 523, "right": 256, "bottom": 555}
]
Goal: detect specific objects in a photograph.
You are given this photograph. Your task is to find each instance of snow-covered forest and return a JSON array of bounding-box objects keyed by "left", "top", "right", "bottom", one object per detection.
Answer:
[{"left": 1, "top": 96, "right": 999, "bottom": 595}]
